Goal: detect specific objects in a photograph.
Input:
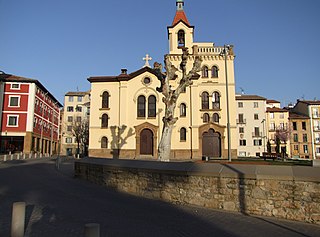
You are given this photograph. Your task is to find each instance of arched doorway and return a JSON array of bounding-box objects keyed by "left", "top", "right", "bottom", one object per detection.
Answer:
[
  {"left": 140, "top": 129, "right": 153, "bottom": 155},
  {"left": 202, "top": 129, "right": 221, "bottom": 158}
]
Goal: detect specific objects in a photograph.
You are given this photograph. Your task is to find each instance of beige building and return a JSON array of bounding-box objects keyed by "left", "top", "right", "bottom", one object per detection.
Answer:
[
  {"left": 266, "top": 100, "right": 290, "bottom": 156},
  {"left": 236, "top": 94, "right": 267, "bottom": 157},
  {"left": 87, "top": 0, "right": 238, "bottom": 160},
  {"left": 288, "top": 111, "right": 312, "bottom": 159},
  {"left": 61, "top": 91, "right": 90, "bottom": 156},
  {"left": 290, "top": 100, "right": 320, "bottom": 159}
]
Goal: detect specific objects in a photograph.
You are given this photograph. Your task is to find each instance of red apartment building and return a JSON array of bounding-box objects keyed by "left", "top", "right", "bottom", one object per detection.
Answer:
[{"left": 0, "top": 72, "right": 62, "bottom": 155}]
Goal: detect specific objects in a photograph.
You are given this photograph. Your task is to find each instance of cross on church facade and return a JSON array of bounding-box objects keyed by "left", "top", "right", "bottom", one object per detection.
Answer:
[{"left": 143, "top": 54, "right": 152, "bottom": 67}]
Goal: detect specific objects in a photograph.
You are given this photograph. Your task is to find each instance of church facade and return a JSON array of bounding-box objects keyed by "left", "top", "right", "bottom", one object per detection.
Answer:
[{"left": 88, "top": 0, "right": 238, "bottom": 160}]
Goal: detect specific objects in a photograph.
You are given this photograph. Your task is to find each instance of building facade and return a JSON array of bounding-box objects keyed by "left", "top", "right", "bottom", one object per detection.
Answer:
[
  {"left": 87, "top": 0, "right": 238, "bottom": 160},
  {"left": 61, "top": 91, "right": 90, "bottom": 156},
  {"left": 291, "top": 100, "right": 320, "bottom": 159},
  {"left": 0, "top": 73, "right": 62, "bottom": 155},
  {"left": 236, "top": 94, "right": 267, "bottom": 157},
  {"left": 266, "top": 100, "right": 290, "bottom": 156}
]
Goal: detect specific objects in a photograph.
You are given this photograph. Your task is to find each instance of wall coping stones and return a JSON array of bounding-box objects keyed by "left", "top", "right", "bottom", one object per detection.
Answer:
[{"left": 76, "top": 158, "right": 320, "bottom": 182}]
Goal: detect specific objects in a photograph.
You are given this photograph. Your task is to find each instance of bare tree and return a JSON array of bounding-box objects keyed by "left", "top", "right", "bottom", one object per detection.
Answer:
[
  {"left": 71, "top": 118, "right": 89, "bottom": 156},
  {"left": 153, "top": 47, "right": 202, "bottom": 161}
]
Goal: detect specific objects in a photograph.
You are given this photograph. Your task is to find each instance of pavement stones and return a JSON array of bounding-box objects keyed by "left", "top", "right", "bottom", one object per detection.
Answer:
[{"left": 0, "top": 159, "right": 319, "bottom": 237}]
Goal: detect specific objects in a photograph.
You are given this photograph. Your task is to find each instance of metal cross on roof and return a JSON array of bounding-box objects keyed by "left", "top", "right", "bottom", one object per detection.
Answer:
[{"left": 143, "top": 54, "right": 152, "bottom": 68}]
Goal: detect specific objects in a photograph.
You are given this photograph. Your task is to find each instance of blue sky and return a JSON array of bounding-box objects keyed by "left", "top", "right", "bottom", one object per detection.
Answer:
[{"left": 1, "top": 0, "right": 319, "bottom": 106}]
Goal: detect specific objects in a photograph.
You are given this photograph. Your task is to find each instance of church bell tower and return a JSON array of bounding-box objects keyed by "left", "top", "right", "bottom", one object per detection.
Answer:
[{"left": 168, "top": 0, "right": 194, "bottom": 54}]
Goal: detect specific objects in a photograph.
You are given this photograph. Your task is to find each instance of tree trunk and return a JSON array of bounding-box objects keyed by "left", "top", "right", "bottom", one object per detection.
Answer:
[{"left": 158, "top": 124, "right": 173, "bottom": 162}]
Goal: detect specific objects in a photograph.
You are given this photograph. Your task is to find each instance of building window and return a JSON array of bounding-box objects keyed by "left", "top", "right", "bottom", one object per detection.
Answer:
[
  {"left": 177, "top": 30, "right": 185, "bottom": 47},
  {"left": 7, "top": 115, "right": 18, "bottom": 127},
  {"left": 254, "top": 114, "right": 259, "bottom": 120},
  {"left": 211, "top": 66, "right": 219, "bottom": 78},
  {"left": 292, "top": 122, "right": 297, "bottom": 130},
  {"left": 270, "top": 122, "right": 275, "bottom": 131},
  {"left": 212, "top": 113, "right": 219, "bottom": 123},
  {"left": 212, "top": 92, "right": 220, "bottom": 109},
  {"left": 9, "top": 96, "right": 20, "bottom": 107},
  {"left": 180, "top": 127, "right": 187, "bottom": 141},
  {"left": 201, "top": 92, "right": 209, "bottom": 109},
  {"left": 238, "top": 102, "right": 243, "bottom": 108},
  {"left": 101, "top": 114, "right": 109, "bottom": 128},
  {"left": 76, "top": 116, "right": 82, "bottom": 123},
  {"left": 254, "top": 127, "right": 260, "bottom": 137},
  {"left": 240, "top": 140, "right": 247, "bottom": 146},
  {"left": 10, "top": 83, "right": 20, "bottom": 89},
  {"left": 101, "top": 137, "right": 108, "bottom": 148},
  {"left": 279, "top": 113, "right": 284, "bottom": 119},
  {"left": 67, "top": 126, "right": 72, "bottom": 132},
  {"left": 293, "top": 134, "right": 298, "bottom": 142},
  {"left": 68, "top": 116, "right": 73, "bottom": 122},
  {"left": 66, "top": 137, "right": 73, "bottom": 143},
  {"left": 254, "top": 140, "right": 262, "bottom": 146},
  {"left": 254, "top": 102, "right": 259, "bottom": 108},
  {"left": 303, "top": 134, "right": 308, "bottom": 142},
  {"left": 68, "top": 96, "right": 74, "bottom": 102},
  {"left": 137, "top": 95, "right": 146, "bottom": 118},
  {"left": 238, "top": 114, "right": 245, "bottom": 124},
  {"left": 203, "top": 113, "right": 210, "bottom": 123},
  {"left": 76, "top": 106, "right": 82, "bottom": 112},
  {"left": 148, "top": 95, "right": 156, "bottom": 117},
  {"left": 294, "top": 145, "right": 299, "bottom": 151},
  {"left": 270, "top": 113, "right": 274, "bottom": 119},
  {"left": 143, "top": 77, "right": 151, "bottom": 85},
  {"left": 77, "top": 96, "right": 82, "bottom": 102},
  {"left": 303, "top": 145, "right": 308, "bottom": 153},
  {"left": 239, "top": 127, "right": 244, "bottom": 133},
  {"left": 67, "top": 106, "right": 74, "bottom": 112},
  {"left": 102, "top": 91, "right": 109, "bottom": 109},
  {"left": 202, "top": 66, "right": 209, "bottom": 78},
  {"left": 302, "top": 122, "right": 306, "bottom": 130},
  {"left": 180, "top": 103, "right": 186, "bottom": 117}
]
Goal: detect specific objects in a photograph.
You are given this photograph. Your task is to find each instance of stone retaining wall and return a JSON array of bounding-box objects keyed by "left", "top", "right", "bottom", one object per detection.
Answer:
[{"left": 75, "top": 159, "right": 320, "bottom": 224}]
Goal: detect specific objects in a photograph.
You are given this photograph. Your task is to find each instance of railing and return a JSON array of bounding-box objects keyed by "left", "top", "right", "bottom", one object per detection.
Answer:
[
  {"left": 314, "top": 126, "right": 320, "bottom": 131},
  {"left": 236, "top": 119, "right": 246, "bottom": 124},
  {"left": 252, "top": 132, "right": 263, "bottom": 138},
  {"left": 194, "top": 46, "right": 224, "bottom": 55},
  {"left": 0, "top": 152, "right": 52, "bottom": 162}
]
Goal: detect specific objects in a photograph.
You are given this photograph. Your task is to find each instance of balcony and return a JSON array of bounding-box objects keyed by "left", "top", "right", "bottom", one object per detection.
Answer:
[
  {"left": 236, "top": 119, "right": 246, "bottom": 125},
  {"left": 252, "top": 132, "right": 263, "bottom": 138},
  {"left": 314, "top": 126, "right": 320, "bottom": 132}
]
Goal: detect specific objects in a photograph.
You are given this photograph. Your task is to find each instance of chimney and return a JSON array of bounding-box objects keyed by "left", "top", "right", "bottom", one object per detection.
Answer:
[{"left": 121, "top": 69, "right": 127, "bottom": 75}]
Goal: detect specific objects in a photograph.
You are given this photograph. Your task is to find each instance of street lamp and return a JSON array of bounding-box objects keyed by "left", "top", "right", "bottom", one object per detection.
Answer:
[{"left": 220, "top": 45, "right": 233, "bottom": 162}]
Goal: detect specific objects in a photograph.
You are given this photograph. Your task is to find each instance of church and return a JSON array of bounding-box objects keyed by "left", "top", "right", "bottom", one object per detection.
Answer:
[{"left": 88, "top": 0, "right": 238, "bottom": 160}]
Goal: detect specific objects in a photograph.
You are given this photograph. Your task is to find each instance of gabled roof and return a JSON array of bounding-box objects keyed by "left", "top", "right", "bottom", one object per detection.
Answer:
[
  {"left": 297, "top": 100, "right": 320, "bottom": 106},
  {"left": 266, "top": 99, "right": 280, "bottom": 104},
  {"left": 88, "top": 67, "right": 159, "bottom": 83},
  {"left": 0, "top": 73, "right": 63, "bottom": 107},
  {"left": 289, "top": 111, "right": 309, "bottom": 119}
]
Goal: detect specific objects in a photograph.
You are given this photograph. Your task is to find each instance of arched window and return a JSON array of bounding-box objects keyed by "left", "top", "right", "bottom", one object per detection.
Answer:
[
  {"left": 137, "top": 95, "right": 146, "bottom": 118},
  {"left": 202, "top": 66, "right": 209, "bottom": 78},
  {"left": 148, "top": 95, "right": 156, "bottom": 117},
  {"left": 212, "top": 66, "right": 219, "bottom": 78},
  {"left": 102, "top": 91, "right": 109, "bottom": 109},
  {"left": 203, "top": 113, "right": 210, "bottom": 123},
  {"left": 180, "top": 127, "right": 187, "bottom": 141},
  {"left": 101, "top": 114, "right": 109, "bottom": 128},
  {"left": 178, "top": 30, "right": 185, "bottom": 47},
  {"left": 212, "top": 92, "right": 220, "bottom": 109},
  {"left": 101, "top": 136, "right": 108, "bottom": 148},
  {"left": 180, "top": 103, "right": 186, "bottom": 117},
  {"left": 201, "top": 92, "right": 209, "bottom": 109},
  {"left": 213, "top": 113, "right": 220, "bottom": 123}
]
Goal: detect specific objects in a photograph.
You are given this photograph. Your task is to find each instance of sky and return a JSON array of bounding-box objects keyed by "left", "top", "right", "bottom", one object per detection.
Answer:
[{"left": 1, "top": 0, "right": 319, "bottom": 106}]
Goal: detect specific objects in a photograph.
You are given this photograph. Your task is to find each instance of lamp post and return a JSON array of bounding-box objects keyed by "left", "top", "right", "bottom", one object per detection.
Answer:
[{"left": 220, "top": 45, "right": 232, "bottom": 162}]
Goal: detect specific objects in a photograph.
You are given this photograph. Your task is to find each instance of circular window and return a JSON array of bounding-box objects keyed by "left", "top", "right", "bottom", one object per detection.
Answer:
[{"left": 143, "top": 77, "right": 151, "bottom": 85}]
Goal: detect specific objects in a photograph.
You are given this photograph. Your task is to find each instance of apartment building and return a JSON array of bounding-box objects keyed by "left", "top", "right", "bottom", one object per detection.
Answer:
[
  {"left": 236, "top": 94, "right": 267, "bottom": 157},
  {"left": 61, "top": 91, "right": 90, "bottom": 156},
  {"left": 0, "top": 72, "right": 62, "bottom": 155}
]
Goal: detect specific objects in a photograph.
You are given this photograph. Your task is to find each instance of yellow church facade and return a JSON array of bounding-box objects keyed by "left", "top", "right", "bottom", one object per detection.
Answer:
[{"left": 88, "top": 0, "right": 237, "bottom": 160}]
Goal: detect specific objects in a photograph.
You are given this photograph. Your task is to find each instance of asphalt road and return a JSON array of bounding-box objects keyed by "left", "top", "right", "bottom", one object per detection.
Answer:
[{"left": 0, "top": 158, "right": 319, "bottom": 237}]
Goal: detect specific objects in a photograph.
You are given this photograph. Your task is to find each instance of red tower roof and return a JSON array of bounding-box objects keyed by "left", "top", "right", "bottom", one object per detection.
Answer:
[{"left": 172, "top": 11, "right": 190, "bottom": 26}]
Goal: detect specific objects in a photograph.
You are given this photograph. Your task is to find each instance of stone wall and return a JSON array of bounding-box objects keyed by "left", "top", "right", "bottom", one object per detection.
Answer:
[{"left": 75, "top": 159, "right": 320, "bottom": 224}]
